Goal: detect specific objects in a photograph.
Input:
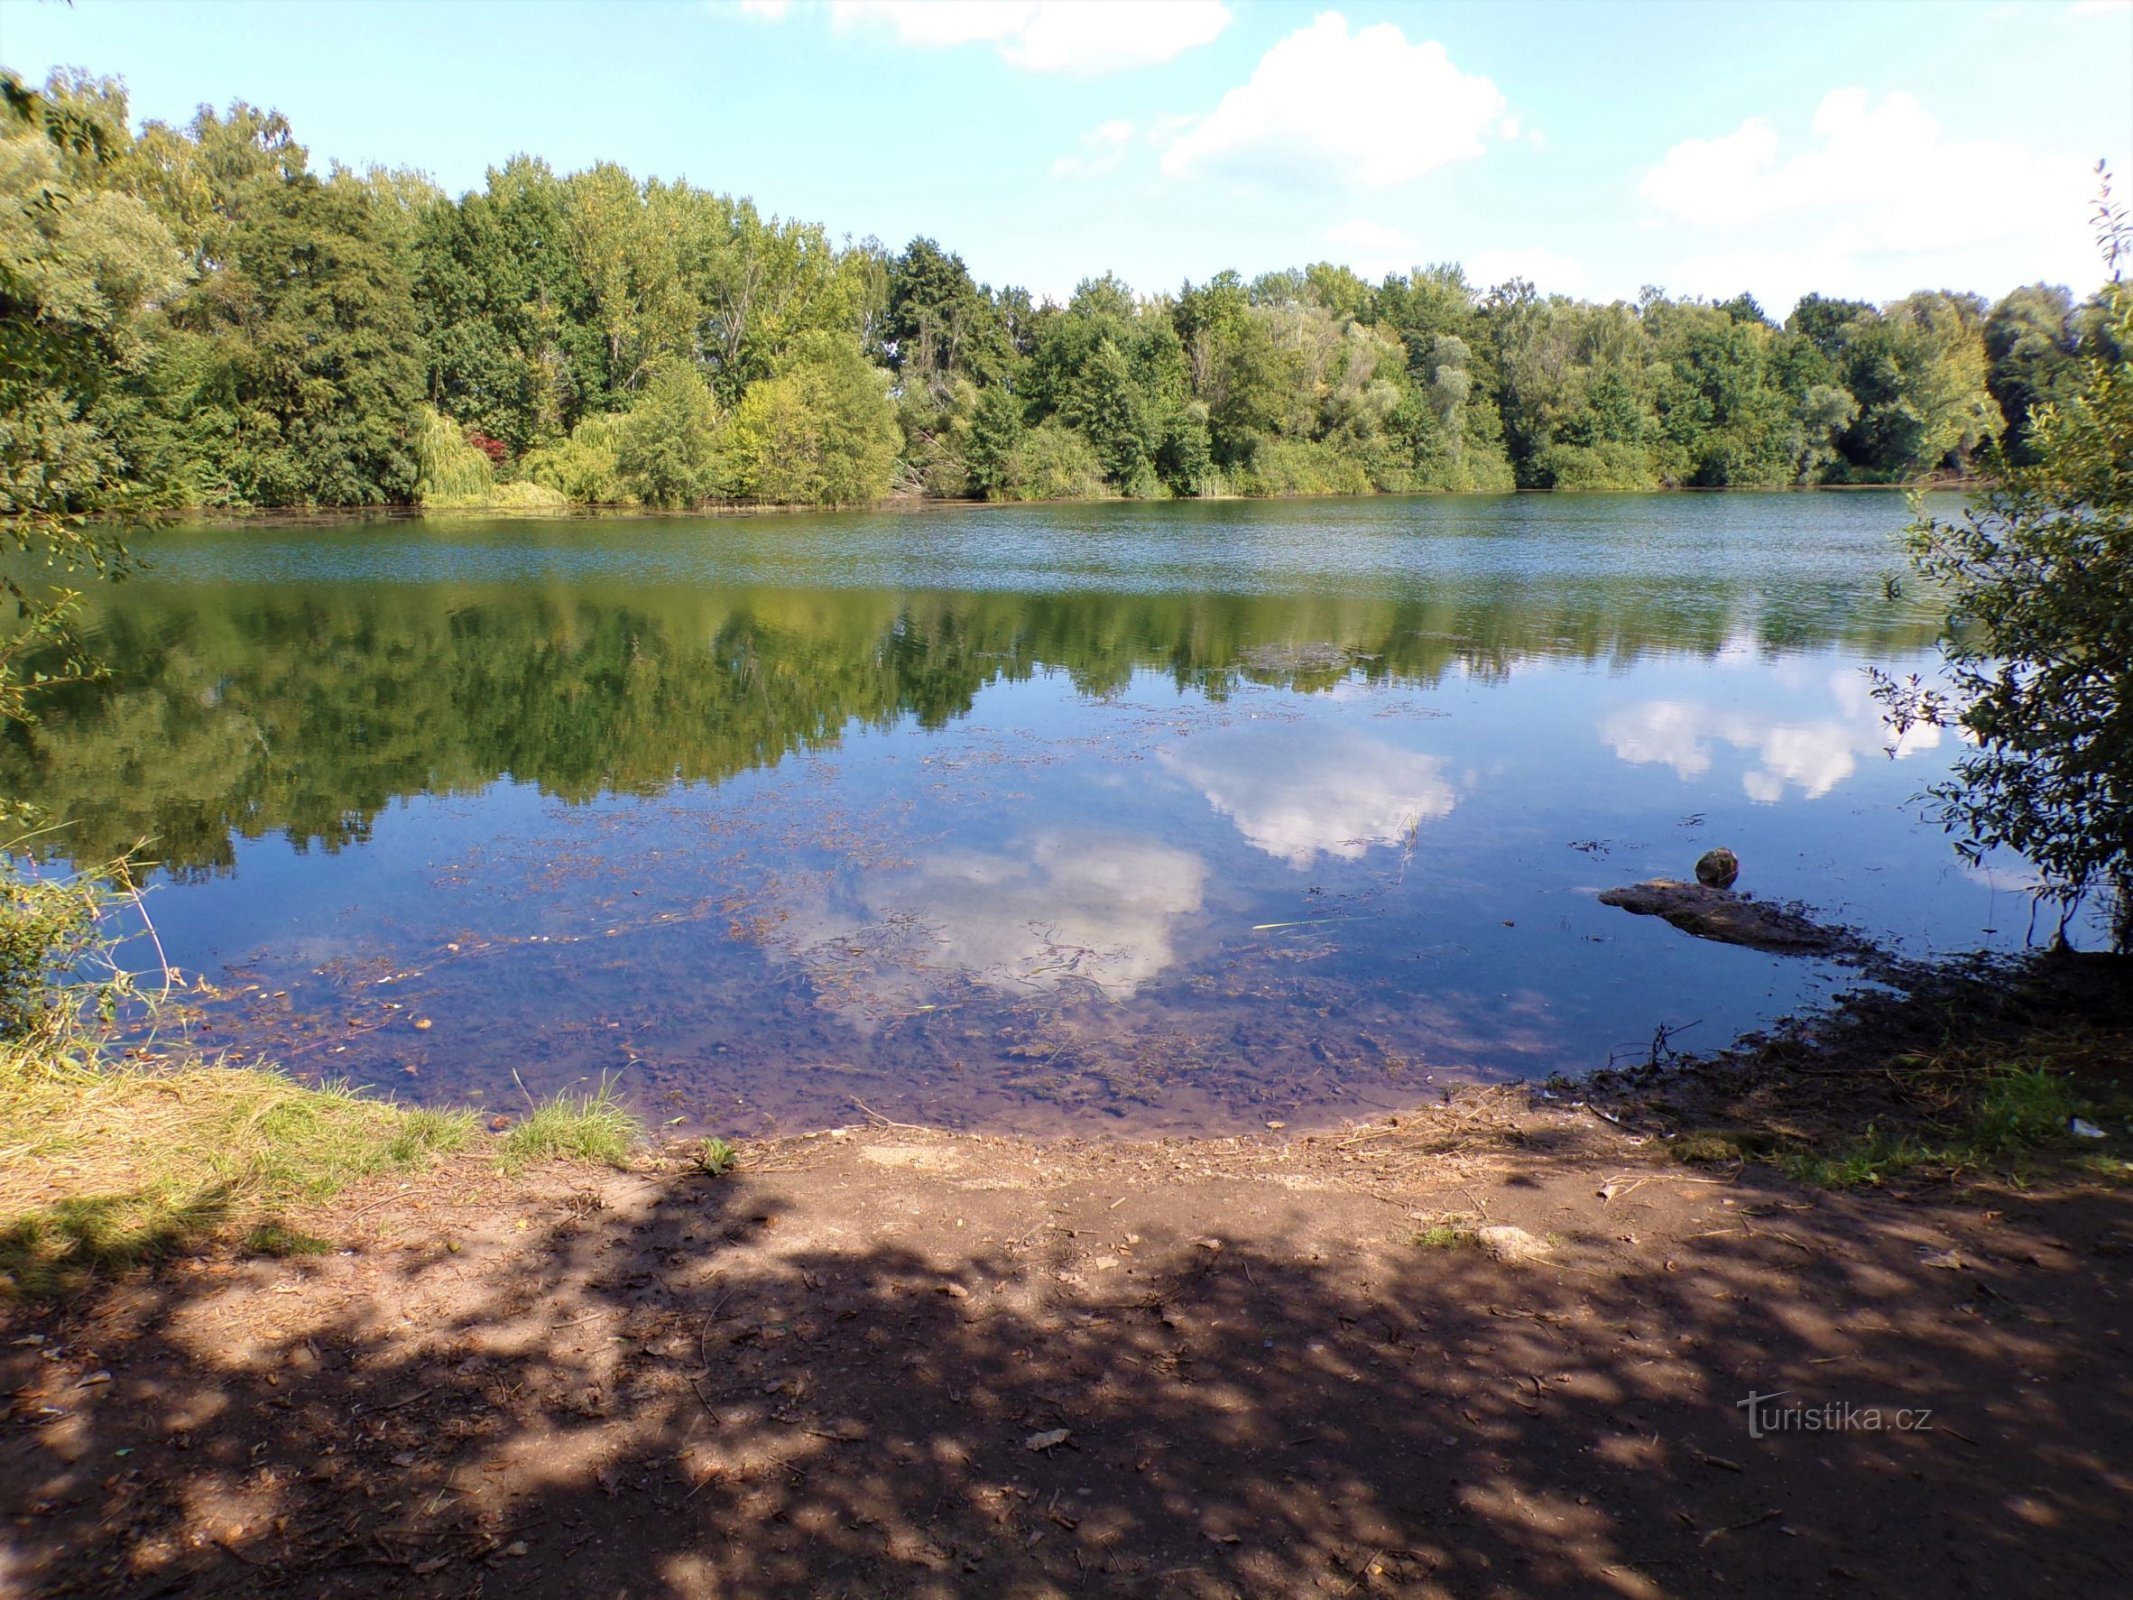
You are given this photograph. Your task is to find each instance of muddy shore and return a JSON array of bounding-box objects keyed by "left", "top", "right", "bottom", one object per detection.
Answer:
[{"left": 4, "top": 954, "right": 2130, "bottom": 1599}]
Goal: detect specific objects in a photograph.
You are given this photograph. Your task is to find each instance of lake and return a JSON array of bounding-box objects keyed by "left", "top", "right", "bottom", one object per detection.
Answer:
[{"left": 4, "top": 492, "right": 2037, "bottom": 1134}]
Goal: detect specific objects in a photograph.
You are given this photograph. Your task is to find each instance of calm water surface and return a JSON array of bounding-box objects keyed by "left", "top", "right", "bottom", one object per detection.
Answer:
[{"left": 7, "top": 494, "right": 2034, "bottom": 1133}]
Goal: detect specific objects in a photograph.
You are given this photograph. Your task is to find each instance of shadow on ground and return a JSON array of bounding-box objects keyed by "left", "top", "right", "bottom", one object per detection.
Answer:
[{"left": 4, "top": 1133, "right": 2132, "bottom": 1598}]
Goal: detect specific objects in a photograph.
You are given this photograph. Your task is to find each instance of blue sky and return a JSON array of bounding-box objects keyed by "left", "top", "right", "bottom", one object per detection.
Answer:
[{"left": 5, "top": 0, "right": 2130, "bottom": 314}]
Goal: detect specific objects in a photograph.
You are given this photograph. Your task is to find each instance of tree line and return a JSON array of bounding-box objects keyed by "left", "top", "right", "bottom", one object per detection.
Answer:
[{"left": 3, "top": 67, "right": 2122, "bottom": 518}]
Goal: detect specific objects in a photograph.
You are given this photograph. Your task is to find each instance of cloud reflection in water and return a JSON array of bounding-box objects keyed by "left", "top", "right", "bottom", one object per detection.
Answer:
[
  {"left": 1159, "top": 723, "right": 1457, "bottom": 867},
  {"left": 1601, "top": 669, "right": 1940, "bottom": 802}
]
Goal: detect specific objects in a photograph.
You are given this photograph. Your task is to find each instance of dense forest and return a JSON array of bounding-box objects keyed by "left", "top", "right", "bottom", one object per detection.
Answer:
[{"left": 3, "top": 67, "right": 2122, "bottom": 516}]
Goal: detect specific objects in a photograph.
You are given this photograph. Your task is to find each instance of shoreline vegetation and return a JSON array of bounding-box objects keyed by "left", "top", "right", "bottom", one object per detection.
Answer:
[
  {"left": 4, "top": 923, "right": 2126, "bottom": 1303},
  {"left": 2, "top": 65, "right": 2118, "bottom": 532},
  {"left": 104, "top": 470, "right": 1989, "bottom": 534}
]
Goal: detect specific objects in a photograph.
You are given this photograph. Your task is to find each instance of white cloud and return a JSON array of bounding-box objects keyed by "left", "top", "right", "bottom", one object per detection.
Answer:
[
  {"left": 734, "top": 0, "right": 791, "bottom": 17},
  {"left": 1641, "top": 88, "right": 2098, "bottom": 304},
  {"left": 1160, "top": 724, "right": 1456, "bottom": 868},
  {"left": 1159, "top": 11, "right": 1507, "bottom": 189},
  {"left": 826, "top": 1, "right": 1231, "bottom": 73},
  {"left": 1465, "top": 246, "right": 1587, "bottom": 294},
  {"left": 2071, "top": 1, "right": 2130, "bottom": 15},
  {"left": 1325, "top": 219, "right": 1410, "bottom": 252},
  {"left": 1321, "top": 223, "right": 1584, "bottom": 291},
  {"left": 1051, "top": 119, "right": 1136, "bottom": 181}
]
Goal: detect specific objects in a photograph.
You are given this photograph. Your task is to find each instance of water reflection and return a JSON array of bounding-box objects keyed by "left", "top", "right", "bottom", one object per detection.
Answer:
[
  {"left": 779, "top": 832, "right": 1208, "bottom": 1013},
  {"left": 1161, "top": 724, "right": 1456, "bottom": 867},
  {"left": 1600, "top": 667, "right": 1943, "bottom": 803},
  {"left": 0, "top": 495, "right": 2021, "bottom": 1132}
]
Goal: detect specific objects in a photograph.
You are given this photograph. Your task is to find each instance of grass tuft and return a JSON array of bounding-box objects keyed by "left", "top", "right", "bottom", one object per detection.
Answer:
[
  {"left": 1968, "top": 1067, "right": 2082, "bottom": 1153},
  {"left": 1413, "top": 1221, "right": 1479, "bottom": 1250},
  {"left": 694, "top": 1136, "right": 739, "bottom": 1177},
  {"left": 1780, "top": 1063, "right": 2093, "bottom": 1189},
  {"left": 243, "top": 1220, "right": 331, "bottom": 1257},
  {"left": 1781, "top": 1124, "right": 1933, "bottom": 1189},
  {"left": 498, "top": 1083, "right": 641, "bottom": 1171}
]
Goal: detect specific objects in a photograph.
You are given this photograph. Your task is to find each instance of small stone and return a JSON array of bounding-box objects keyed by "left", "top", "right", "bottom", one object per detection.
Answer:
[
  {"left": 1025, "top": 1428, "right": 1071, "bottom": 1452},
  {"left": 1475, "top": 1225, "right": 1554, "bottom": 1264},
  {"left": 1694, "top": 848, "right": 1740, "bottom": 889}
]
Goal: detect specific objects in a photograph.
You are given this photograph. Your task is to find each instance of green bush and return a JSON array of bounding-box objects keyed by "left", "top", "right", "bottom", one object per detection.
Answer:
[
  {"left": 999, "top": 420, "right": 1108, "bottom": 502},
  {"left": 522, "top": 412, "right": 632, "bottom": 505}
]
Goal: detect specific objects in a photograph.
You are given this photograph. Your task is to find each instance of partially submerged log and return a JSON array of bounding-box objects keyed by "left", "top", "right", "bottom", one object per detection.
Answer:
[{"left": 1598, "top": 879, "right": 1849, "bottom": 955}]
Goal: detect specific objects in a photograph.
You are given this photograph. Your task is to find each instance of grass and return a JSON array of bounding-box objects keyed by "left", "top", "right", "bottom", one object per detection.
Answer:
[
  {"left": 694, "top": 1136, "right": 739, "bottom": 1176},
  {"left": 1669, "top": 1127, "right": 1779, "bottom": 1165},
  {"left": 1779, "top": 1056, "right": 2100, "bottom": 1189},
  {"left": 3, "top": 1054, "right": 655, "bottom": 1296},
  {"left": 1781, "top": 1124, "right": 1937, "bottom": 1189},
  {"left": 0, "top": 1046, "right": 481, "bottom": 1297},
  {"left": 1413, "top": 1218, "right": 1481, "bottom": 1250},
  {"left": 0, "top": 862, "right": 659, "bottom": 1299},
  {"left": 497, "top": 1082, "right": 641, "bottom": 1171}
]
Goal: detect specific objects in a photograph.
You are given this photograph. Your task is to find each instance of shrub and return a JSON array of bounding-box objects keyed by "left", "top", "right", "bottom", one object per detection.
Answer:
[{"left": 999, "top": 420, "right": 1108, "bottom": 502}]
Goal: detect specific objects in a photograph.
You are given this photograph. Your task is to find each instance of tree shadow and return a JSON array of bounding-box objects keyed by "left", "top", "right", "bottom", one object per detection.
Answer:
[{"left": 4, "top": 1157, "right": 2130, "bottom": 1597}]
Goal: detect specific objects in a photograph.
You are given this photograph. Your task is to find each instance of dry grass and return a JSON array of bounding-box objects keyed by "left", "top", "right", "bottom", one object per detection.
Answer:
[{"left": 0, "top": 1047, "right": 478, "bottom": 1297}]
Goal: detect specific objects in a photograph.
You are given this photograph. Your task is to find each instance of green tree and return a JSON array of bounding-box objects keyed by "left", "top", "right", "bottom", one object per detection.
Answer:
[
  {"left": 1, "top": 70, "right": 185, "bottom": 725},
  {"left": 1832, "top": 293, "right": 1996, "bottom": 480},
  {"left": 885, "top": 236, "right": 1009, "bottom": 388},
  {"left": 615, "top": 356, "right": 723, "bottom": 507},
  {"left": 1878, "top": 186, "right": 2133, "bottom": 945},
  {"left": 725, "top": 332, "right": 898, "bottom": 505},
  {"left": 1649, "top": 300, "right": 1794, "bottom": 486},
  {"left": 412, "top": 157, "right": 608, "bottom": 451},
  {"left": 1984, "top": 283, "right": 2080, "bottom": 464},
  {"left": 520, "top": 411, "right": 628, "bottom": 503},
  {"left": 119, "top": 101, "right": 426, "bottom": 505},
  {"left": 1060, "top": 336, "right": 1156, "bottom": 493},
  {"left": 960, "top": 382, "right": 1025, "bottom": 500}
]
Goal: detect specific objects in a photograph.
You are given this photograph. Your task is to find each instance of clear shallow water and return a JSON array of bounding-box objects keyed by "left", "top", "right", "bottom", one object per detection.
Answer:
[{"left": 5, "top": 493, "right": 2037, "bottom": 1133}]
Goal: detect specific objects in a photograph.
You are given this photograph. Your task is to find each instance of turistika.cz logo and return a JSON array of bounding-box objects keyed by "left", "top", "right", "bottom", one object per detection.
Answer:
[{"left": 1737, "top": 1390, "right": 1935, "bottom": 1440}]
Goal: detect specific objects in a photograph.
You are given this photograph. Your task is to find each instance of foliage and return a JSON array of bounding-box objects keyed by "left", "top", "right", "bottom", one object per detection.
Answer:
[
  {"left": 998, "top": 420, "right": 1108, "bottom": 502},
  {"left": 412, "top": 406, "right": 495, "bottom": 507},
  {"left": 725, "top": 332, "right": 899, "bottom": 505},
  {"left": 0, "top": 71, "right": 184, "bottom": 724},
  {"left": 522, "top": 410, "right": 630, "bottom": 504},
  {"left": 1, "top": 60, "right": 2124, "bottom": 528},
  {"left": 616, "top": 356, "right": 724, "bottom": 507},
  {"left": 1878, "top": 174, "right": 2133, "bottom": 946},
  {"left": 0, "top": 855, "right": 137, "bottom": 1046}
]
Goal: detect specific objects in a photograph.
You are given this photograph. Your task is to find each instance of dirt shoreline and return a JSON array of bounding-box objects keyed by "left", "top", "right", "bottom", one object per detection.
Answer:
[{"left": 5, "top": 956, "right": 2130, "bottom": 1598}]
